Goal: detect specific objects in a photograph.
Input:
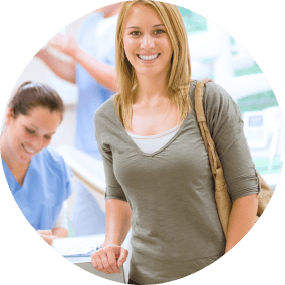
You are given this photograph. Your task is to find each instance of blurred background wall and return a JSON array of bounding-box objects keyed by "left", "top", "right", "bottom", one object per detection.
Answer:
[{"left": 4, "top": 5, "right": 284, "bottom": 219}]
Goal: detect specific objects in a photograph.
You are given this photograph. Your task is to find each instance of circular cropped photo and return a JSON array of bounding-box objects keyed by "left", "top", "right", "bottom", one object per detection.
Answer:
[{"left": 1, "top": 1, "right": 283, "bottom": 284}]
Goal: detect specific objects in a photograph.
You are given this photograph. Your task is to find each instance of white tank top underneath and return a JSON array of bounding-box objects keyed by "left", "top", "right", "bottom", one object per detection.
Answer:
[{"left": 126, "top": 124, "right": 181, "bottom": 154}]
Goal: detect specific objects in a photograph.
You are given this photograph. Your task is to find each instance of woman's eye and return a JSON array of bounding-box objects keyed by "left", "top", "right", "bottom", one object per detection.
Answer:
[
  {"left": 154, "top": 29, "right": 164, "bottom": 35},
  {"left": 44, "top": 135, "right": 52, "bottom": 140},
  {"left": 130, "top": 31, "right": 141, "bottom": 36},
  {"left": 26, "top": 128, "right": 35, "bottom": 135}
]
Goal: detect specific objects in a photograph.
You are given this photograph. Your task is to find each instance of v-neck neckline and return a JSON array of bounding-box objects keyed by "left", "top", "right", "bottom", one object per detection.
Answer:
[
  {"left": 111, "top": 99, "right": 190, "bottom": 157},
  {"left": 2, "top": 157, "right": 32, "bottom": 189}
]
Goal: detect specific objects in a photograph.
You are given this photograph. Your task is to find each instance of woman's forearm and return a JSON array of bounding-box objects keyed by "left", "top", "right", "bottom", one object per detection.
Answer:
[
  {"left": 42, "top": 33, "right": 118, "bottom": 91},
  {"left": 225, "top": 193, "right": 258, "bottom": 253},
  {"left": 73, "top": 47, "right": 118, "bottom": 92},
  {"left": 35, "top": 49, "right": 76, "bottom": 83},
  {"left": 91, "top": 199, "right": 131, "bottom": 274},
  {"left": 103, "top": 199, "right": 132, "bottom": 247}
]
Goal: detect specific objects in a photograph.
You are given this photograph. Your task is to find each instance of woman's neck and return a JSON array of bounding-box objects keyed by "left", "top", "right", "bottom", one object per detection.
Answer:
[{"left": 136, "top": 73, "right": 169, "bottom": 104}]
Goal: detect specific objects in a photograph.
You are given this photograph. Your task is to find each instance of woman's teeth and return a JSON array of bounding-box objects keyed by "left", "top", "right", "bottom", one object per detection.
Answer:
[
  {"left": 22, "top": 144, "right": 35, "bottom": 154},
  {"left": 138, "top": 54, "right": 160, "bottom": 61}
]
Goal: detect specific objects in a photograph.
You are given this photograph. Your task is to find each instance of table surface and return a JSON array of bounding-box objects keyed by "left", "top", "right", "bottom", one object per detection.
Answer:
[{"left": 60, "top": 233, "right": 131, "bottom": 284}]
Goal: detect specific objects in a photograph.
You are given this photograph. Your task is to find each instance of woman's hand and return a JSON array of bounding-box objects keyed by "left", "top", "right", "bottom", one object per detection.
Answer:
[
  {"left": 91, "top": 199, "right": 131, "bottom": 274},
  {"left": 34, "top": 48, "right": 47, "bottom": 60},
  {"left": 37, "top": 230, "right": 54, "bottom": 246},
  {"left": 91, "top": 244, "right": 128, "bottom": 274},
  {"left": 52, "top": 227, "right": 69, "bottom": 238},
  {"left": 47, "top": 33, "right": 80, "bottom": 58}
]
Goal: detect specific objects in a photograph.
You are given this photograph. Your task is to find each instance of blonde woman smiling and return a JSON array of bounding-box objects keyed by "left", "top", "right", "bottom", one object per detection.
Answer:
[{"left": 92, "top": 1, "right": 259, "bottom": 284}]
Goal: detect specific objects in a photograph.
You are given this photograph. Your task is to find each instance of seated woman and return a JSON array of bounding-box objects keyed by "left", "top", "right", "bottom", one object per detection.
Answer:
[{"left": 0, "top": 81, "right": 73, "bottom": 245}]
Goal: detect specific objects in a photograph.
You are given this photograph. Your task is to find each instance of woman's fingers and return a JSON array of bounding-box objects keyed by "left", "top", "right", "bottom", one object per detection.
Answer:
[
  {"left": 117, "top": 247, "right": 128, "bottom": 268},
  {"left": 91, "top": 250, "right": 101, "bottom": 268},
  {"left": 91, "top": 246, "right": 128, "bottom": 274},
  {"left": 39, "top": 233, "right": 53, "bottom": 245},
  {"left": 37, "top": 229, "right": 52, "bottom": 236},
  {"left": 92, "top": 248, "right": 113, "bottom": 274},
  {"left": 37, "top": 230, "right": 54, "bottom": 245},
  {"left": 91, "top": 250, "right": 108, "bottom": 273},
  {"left": 48, "top": 33, "right": 78, "bottom": 57},
  {"left": 34, "top": 49, "right": 46, "bottom": 59},
  {"left": 106, "top": 247, "right": 121, "bottom": 274},
  {"left": 100, "top": 251, "right": 116, "bottom": 274}
]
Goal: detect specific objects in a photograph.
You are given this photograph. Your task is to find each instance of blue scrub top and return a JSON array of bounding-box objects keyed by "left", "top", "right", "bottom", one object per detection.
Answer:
[
  {"left": 75, "top": 12, "right": 116, "bottom": 159},
  {"left": 2, "top": 146, "right": 73, "bottom": 230}
]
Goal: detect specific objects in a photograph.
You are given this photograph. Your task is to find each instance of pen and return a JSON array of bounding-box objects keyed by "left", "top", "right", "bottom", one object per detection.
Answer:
[{"left": 96, "top": 243, "right": 104, "bottom": 250}]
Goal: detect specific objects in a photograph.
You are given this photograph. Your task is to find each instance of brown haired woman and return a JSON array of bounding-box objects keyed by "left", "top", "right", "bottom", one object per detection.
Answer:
[
  {"left": 92, "top": 1, "right": 259, "bottom": 284},
  {"left": 0, "top": 81, "right": 73, "bottom": 245}
]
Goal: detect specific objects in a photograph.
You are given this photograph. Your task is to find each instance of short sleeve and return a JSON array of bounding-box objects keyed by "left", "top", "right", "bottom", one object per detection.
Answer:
[
  {"left": 53, "top": 201, "right": 69, "bottom": 229},
  {"left": 46, "top": 146, "right": 74, "bottom": 201},
  {"left": 56, "top": 150, "right": 73, "bottom": 201},
  {"left": 203, "top": 82, "right": 260, "bottom": 202},
  {"left": 64, "top": 165, "right": 73, "bottom": 201},
  {"left": 94, "top": 112, "right": 127, "bottom": 203}
]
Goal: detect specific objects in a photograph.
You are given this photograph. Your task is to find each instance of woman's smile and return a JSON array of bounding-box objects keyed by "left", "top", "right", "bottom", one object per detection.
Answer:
[
  {"left": 22, "top": 143, "right": 36, "bottom": 155},
  {"left": 137, "top": 53, "right": 160, "bottom": 61},
  {"left": 4, "top": 106, "right": 61, "bottom": 165}
]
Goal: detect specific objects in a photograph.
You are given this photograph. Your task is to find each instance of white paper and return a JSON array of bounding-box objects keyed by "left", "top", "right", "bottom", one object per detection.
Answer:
[{"left": 53, "top": 235, "right": 105, "bottom": 256}]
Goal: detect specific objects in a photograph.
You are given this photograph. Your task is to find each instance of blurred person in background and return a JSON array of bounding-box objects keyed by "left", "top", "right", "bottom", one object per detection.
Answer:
[
  {"left": 35, "top": 3, "right": 122, "bottom": 236},
  {"left": 0, "top": 81, "right": 73, "bottom": 245}
]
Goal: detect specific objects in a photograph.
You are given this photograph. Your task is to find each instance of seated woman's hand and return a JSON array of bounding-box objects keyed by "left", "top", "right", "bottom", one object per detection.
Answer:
[
  {"left": 91, "top": 244, "right": 128, "bottom": 275},
  {"left": 37, "top": 230, "right": 54, "bottom": 246}
]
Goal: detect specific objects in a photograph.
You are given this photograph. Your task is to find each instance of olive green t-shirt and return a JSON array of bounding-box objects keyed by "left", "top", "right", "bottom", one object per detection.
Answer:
[{"left": 94, "top": 81, "right": 260, "bottom": 284}]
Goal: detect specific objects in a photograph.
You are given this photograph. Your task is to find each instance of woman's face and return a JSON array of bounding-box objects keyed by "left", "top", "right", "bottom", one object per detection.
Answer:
[
  {"left": 122, "top": 3, "right": 173, "bottom": 79},
  {"left": 5, "top": 106, "right": 61, "bottom": 164}
]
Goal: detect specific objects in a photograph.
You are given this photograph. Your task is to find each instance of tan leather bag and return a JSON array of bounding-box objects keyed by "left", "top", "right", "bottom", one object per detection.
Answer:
[{"left": 194, "top": 78, "right": 274, "bottom": 238}]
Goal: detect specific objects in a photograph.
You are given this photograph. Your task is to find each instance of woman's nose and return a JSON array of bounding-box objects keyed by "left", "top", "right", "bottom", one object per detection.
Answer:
[
  {"left": 32, "top": 136, "right": 45, "bottom": 150},
  {"left": 141, "top": 34, "right": 155, "bottom": 49}
]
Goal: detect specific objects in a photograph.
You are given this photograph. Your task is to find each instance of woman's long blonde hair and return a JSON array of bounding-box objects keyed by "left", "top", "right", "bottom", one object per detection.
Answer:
[{"left": 114, "top": 0, "right": 191, "bottom": 128}]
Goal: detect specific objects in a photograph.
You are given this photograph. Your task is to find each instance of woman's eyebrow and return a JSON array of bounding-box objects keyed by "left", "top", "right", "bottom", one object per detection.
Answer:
[
  {"left": 26, "top": 124, "right": 56, "bottom": 135},
  {"left": 126, "top": 24, "right": 165, "bottom": 29},
  {"left": 24, "top": 124, "right": 38, "bottom": 130},
  {"left": 126, "top": 26, "right": 140, "bottom": 29}
]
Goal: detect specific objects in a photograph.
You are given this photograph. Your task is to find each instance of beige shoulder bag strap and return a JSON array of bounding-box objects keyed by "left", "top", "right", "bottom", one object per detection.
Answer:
[
  {"left": 194, "top": 78, "right": 232, "bottom": 238},
  {"left": 194, "top": 78, "right": 274, "bottom": 239}
]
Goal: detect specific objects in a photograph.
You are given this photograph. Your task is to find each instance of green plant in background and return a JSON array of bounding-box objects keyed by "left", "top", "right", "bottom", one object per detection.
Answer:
[
  {"left": 178, "top": 6, "right": 207, "bottom": 35},
  {"left": 178, "top": 5, "right": 282, "bottom": 182},
  {"left": 238, "top": 90, "right": 279, "bottom": 115}
]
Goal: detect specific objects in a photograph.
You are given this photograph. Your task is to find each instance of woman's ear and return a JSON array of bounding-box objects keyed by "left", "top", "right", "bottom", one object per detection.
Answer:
[{"left": 5, "top": 107, "right": 15, "bottom": 126}]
